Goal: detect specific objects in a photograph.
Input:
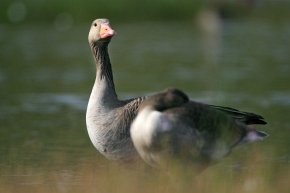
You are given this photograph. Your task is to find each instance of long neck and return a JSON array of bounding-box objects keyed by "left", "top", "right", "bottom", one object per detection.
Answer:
[
  {"left": 92, "top": 43, "right": 116, "bottom": 90},
  {"left": 90, "top": 42, "right": 119, "bottom": 108}
]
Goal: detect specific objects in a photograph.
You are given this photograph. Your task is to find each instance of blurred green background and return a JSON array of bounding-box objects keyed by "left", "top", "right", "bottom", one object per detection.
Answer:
[
  {"left": 1, "top": 1, "right": 290, "bottom": 193},
  {"left": 1, "top": 0, "right": 290, "bottom": 24},
  {"left": 1, "top": 0, "right": 204, "bottom": 23}
]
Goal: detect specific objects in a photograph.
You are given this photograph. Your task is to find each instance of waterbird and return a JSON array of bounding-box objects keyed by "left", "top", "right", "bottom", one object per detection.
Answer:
[
  {"left": 86, "top": 18, "right": 267, "bottom": 168},
  {"left": 130, "top": 88, "right": 267, "bottom": 169}
]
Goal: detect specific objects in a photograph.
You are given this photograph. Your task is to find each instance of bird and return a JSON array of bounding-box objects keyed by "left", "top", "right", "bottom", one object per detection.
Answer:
[
  {"left": 86, "top": 18, "right": 267, "bottom": 167},
  {"left": 130, "top": 88, "right": 267, "bottom": 169},
  {"left": 86, "top": 18, "right": 146, "bottom": 163}
]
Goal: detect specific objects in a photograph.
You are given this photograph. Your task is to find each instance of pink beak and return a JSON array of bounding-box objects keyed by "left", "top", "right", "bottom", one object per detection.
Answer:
[{"left": 99, "top": 23, "right": 115, "bottom": 39}]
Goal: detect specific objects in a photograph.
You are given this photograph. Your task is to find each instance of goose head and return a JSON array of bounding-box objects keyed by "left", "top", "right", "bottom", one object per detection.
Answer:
[
  {"left": 88, "top": 18, "right": 116, "bottom": 46},
  {"left": 139, "top": 88, "right": 189, "bottom": 112}
]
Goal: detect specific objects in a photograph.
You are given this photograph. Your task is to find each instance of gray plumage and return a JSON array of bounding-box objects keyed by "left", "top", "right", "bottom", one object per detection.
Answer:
[
  {"left": 86, "top": 19, "right": 145, "bottom": 163},
  {"left": 130, "top": 88, "right": 267, "bottom": 168},
  {"left": 86, "top": 19, "right": 267, "bottom": 166}
]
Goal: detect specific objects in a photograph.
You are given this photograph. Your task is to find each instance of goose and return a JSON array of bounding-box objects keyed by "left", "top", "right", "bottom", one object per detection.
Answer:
[
  {"left": 86, "top": 18, "right": 267, "bottom": 165},
  {"left": 130, "top": 88, "right": 268, "bottom": 168},
  {"left": 86, "top": 18, "right": 146, "bottom": 163}
]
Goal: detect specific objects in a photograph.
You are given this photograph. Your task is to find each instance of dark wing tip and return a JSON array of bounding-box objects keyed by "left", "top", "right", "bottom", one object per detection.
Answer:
[
  {"left": 209, "top": 105, "right": 267, "bottom": 125},
  {"left": 246, "top": 117, "right": 267, "bottom": 125}
]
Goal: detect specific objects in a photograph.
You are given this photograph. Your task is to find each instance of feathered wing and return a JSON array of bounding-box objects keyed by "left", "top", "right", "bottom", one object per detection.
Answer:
[
  {"left": 204, "top": 104, "right": 268, "bottom": 151},
  {"left": 163, "top": 101, "right": 267, "bottom": 159},
  {"left": 208, "top": 105, "right": 267, "bottom": 125},
  {"left": 121, "top": 96, "right": 147, "bottom": 135}
]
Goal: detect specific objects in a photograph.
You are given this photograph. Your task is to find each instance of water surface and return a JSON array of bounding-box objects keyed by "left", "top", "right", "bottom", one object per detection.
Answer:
[{"left": 0, "top": 19, "right": 290, "bottom": 192}]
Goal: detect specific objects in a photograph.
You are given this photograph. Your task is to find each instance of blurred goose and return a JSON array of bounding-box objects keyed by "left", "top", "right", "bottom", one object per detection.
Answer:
[
  {"left": 86, "top": 18, "right": 267, "bottom": 165},
  {"left": 131, "top": 88, "right": 267, "bottom": 168}
]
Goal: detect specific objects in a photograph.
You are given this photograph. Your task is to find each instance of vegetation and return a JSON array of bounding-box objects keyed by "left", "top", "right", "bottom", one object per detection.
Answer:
[
  {"left": 1, "top": 0, "right": 203, "bottom": 24},
  {"left": 1, "top": 1, "right": 289, "bottom": 24}
]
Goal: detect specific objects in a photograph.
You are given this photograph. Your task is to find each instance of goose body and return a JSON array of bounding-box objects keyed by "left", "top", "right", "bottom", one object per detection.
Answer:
[
  {"left": 130, "top": 88, "right": 267, "bottom": 168},
  {"left": 86, "top": 18, "right": 267, "bottom": 165}
]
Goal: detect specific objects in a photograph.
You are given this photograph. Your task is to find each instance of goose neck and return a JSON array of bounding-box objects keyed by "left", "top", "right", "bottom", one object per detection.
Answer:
[{"left": 90, "top": 43, "right": 118, "bottom": 104}]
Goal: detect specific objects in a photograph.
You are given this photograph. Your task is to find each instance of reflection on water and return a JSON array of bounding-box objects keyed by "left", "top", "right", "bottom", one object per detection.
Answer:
[{"left": 0, "top": 18, "right": 290, "bottom": 192}]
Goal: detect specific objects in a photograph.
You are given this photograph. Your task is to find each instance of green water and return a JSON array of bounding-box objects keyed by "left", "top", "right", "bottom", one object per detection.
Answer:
[{"left": 0, "top": 17, "right": 290, "bottom": 192}]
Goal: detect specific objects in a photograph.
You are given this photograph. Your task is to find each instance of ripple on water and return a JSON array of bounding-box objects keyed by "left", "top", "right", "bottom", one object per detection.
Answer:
[{"left": 0, "top": 93, "right": 88, "bottom": 118}]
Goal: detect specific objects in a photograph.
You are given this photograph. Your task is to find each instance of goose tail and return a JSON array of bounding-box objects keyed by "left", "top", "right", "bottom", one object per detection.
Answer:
[{"left": 237, "top": 126, "right": 269, "bottom": 146}]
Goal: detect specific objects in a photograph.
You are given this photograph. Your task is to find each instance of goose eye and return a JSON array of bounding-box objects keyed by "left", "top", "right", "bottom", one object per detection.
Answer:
[{"left": 94, "top": 23, "right": 97, "bottom": 27}]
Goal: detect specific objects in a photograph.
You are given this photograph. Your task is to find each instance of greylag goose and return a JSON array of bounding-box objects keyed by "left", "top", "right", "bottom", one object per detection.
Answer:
[
  {"left": 86, "top": 18, "right": 267, "bottom": 165},
  {"left": 86, "top": 19, "right": 146, "bottom": 163},
  {"left": 130, "top": 88, "right": 267, "bottom": 168}
]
